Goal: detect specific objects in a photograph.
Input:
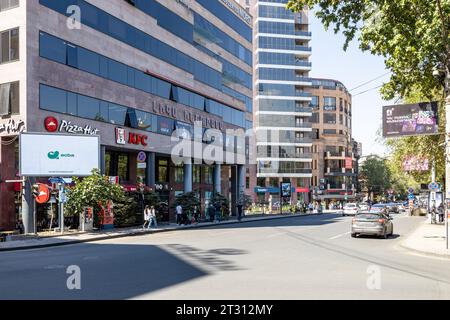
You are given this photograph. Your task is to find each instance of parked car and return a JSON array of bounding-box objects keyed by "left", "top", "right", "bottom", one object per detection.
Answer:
[
  {"left": 351, "top": 212, "right": 394, "bottom": 238},
  {"left": 385, "top": 203, "right": 399, "bottom": 214},
  {"left": 343, "top": 203, "right": 359, "bottom": 216}
]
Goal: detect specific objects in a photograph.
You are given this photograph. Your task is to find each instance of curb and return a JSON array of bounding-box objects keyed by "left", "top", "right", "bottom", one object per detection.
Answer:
[
  {"left": 399, "top": 243, "right": 450, "bottom": 259},
  {"left": 0, "top": 213, "right": 325, "bottom": 252}
]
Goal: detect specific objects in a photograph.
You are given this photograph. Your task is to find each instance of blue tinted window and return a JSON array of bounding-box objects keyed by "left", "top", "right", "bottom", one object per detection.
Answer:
[
  {"left": 108, "top": 103, "right": 127, "bottom": 125},
  {"left": 67, "top": 92, "right": 77, "bottom": 116},
  {"left": 77, "top": 47, "right": 100, "bottom": 75},
  {"left": 108, "top": 59, "right": 127, "bottom": 85},
  {"left": 77, "top": 95, "right": 100, "bottom": 120},
  {"left": 158, "top": 116, "right": 174, "bottom": 135},
  {"left": 135, "top": 110, "right": 153, "bottom": 132},
  {"left": 39, "top": 32, "right": 66, "bottom": 64},
  {"left": 40, "top": 84, "right": 67, "bottom": 113}
]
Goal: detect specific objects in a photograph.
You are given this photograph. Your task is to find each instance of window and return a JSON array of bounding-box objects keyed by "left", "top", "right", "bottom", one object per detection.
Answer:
[
  {"left": 117, "top": 153, "right": 129, "bottom": 182},
  {"left": 135, "top": 110, "right": 153, "bottom": 131},
  {"left": 193, "top": 165, "right": 201, "bottom": 184},
  {"left": 158, "top": 160, "right": 168, "bottom": 182},
  {"left": 108, "top": 103, "right": 127, "bottom": 125},
  {"left": 257, "top": 177, "right": 265, "bottom": 187},
  {"left": 204, "top": 166, "right": 213, "bottom": 185},
  {"left": 39, "top": 84, "right": 67, "bottom": 113},
  {"left": 0, "top": 81, "right": 19, "bottom": 115},
  {"left": 323, "top": 97, "right": 336, "bottom": 111},
  {"left": 1, "top": 28, "right": 19, "bottom": 63},
  {"left": 78, "top": 94, "right": 100, "bottom": 120},
  {"left": 174, "top": 165, "right": 184, "bottom": 183},
  {"left": 323, "top": 129, "right": 337, "bottom": 135},
  {"left": 324, "top": 113, "right": 336, "bottom": 124},
  {"left": 0, "top": 0, "right": 19, "bottom": 12}
]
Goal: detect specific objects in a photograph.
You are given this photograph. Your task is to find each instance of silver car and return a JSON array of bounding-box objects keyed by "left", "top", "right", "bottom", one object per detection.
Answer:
[{"left": 351, "top": 212, "right": 394, "bottom": 239}]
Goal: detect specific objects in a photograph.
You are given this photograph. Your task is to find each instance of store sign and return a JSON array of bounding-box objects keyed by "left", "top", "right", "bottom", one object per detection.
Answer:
[
  {"left": 220, "top": 0, "right": 252, "bottom": 24},
  {"left": 20, "top": 133, "right": 100, "bottom": 177},
  {"left": 296, "top": 187, "right": 310, "bottom": 193},
  {"left": 44, "top": 117, "right": 99, "bottom": 135},
  {"left": 345, "top": 157, "right": 353, "bottom": 169},
  {"left": 116, "top": 128, "right": 148, "bottom": 146},
  {"left": 0, "top": 118, "right": 25, "bottom": 136},
  {"left": 383, "top": 102, "right": 439, "bottom": 137}
]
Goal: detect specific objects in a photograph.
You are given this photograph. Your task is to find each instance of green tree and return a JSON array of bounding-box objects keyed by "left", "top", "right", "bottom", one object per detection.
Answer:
[
  {"left": 209, "top": 192, "right": 230, "bottom": 217},
  {"left": 286, "top": 0, "right": 450, "bottom": 100},
  {"left": 360, "top": 156, "right": 391, "bottom": 196},
  {"left": 172, "top": 192, "right": 201, "bottom": 217},
  {"left": 65, "top": 169, "right": 125, "bottom": 219}
]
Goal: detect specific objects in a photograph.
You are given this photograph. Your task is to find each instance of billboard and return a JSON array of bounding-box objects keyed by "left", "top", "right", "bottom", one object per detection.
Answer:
[
  {"left": 402, "top": 156, "right": 429, "bottom": 171},
  {"left": 280, "top": 182, "right": 292, "bottom": 198},
  {"left": 345, "top": 157, "right": 353, "bottom": 169},
  {"left": 20, "top": 133, "right": 100, "bottom": 177},
  {"left": 382, "top": 102, "right": 439, "bottom": 137}
]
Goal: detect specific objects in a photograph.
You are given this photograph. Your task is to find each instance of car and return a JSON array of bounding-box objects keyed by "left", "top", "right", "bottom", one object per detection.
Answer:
[
  {"left": 351, "top": 212, "right": 394, "bottom": 239},
  {"left": 385, "top": 202, "right": 399, "bottom": 214},
  {"left": 369, "top": 204, "right": 388, "bottom": 215},
  {"left": 358, "top": 203, "right": 369, "bottom": 211},
  {"left": 343, "top": 203, "right": 359, "bottom": 216}
]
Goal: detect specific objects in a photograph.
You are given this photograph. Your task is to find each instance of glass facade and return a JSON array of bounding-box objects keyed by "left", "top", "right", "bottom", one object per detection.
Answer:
[{"left": 255, "top": 0, "right": 312, "bottom": 178}]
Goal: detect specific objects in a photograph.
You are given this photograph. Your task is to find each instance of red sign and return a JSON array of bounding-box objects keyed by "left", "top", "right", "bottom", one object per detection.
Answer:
[
  {"left": 345, "top": 157, "right": 353, "bottom": 169},
  {"left": 35, "top": 184, "right": 51, "bottom": 204},
  {"left": 44, "top": 117, "right": 58, "bottom": 132},
  {"left": 296, "top": 187, "right": 310, "bottom": 193},
  {"left": 128, "top": 133, "right": 148, "bottom": 146}
]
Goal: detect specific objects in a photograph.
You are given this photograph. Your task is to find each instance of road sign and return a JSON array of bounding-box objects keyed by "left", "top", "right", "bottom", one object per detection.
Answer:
[
  {"left": 34, "top": 184, "right": 51, "bottom": 204},
  {"left": 137, "top": 151, "right": 147, "bottom": 163},
  {"left": 408, "top": 193, "right": 415, "bottom": 200},
  {"left": 408, "top": 188, "right": 414, "bottom": 194},
  {"left": 429, "top": 182, "right": 440, "bottom": 192},
  {"left": 48, "top": 177, "right": 66, "bottom": 184}
]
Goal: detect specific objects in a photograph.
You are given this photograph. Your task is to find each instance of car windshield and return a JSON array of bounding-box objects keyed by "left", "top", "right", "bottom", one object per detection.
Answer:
[{"left": 356, "top": 213, "right": 381, "bottom": 220}]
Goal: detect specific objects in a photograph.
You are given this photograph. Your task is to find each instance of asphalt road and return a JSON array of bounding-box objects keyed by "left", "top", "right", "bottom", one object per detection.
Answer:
[{"left": 1, "top": 212, "right": 449, "bottom": 300}]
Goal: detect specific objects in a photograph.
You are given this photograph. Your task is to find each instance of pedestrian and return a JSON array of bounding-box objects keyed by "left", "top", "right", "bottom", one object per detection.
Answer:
[
  {"left": 193, "top": 205, "right": 199, "bottom": 224},
  {"left": 207, "top": 204, "right": 215, "bottom": 222},
  {"left": 237, "top": 203, "right": 243, "bottom": 222},
  {"left": 149, "top": 206, "right": 157, "bottom": 228},
  {"left": 438, "top": 203, "right": 444, "bottom": 223},
  {"left": 176, "top": 204, "right": 183, "bottom": 225},
  {"left": 143, "top": 205, "right": 150, "bottom": 229},
  {"left": 214, "top": 203, "right": 222, "bottom": 223}
]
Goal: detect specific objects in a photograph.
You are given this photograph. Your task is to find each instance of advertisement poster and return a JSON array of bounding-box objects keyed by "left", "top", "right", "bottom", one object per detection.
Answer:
[
  {"left": 383, "top": 102, "right": 439, "bottom": 137},
  {"left": 280, "top": 182, "right": 291, "bottom": 198}
]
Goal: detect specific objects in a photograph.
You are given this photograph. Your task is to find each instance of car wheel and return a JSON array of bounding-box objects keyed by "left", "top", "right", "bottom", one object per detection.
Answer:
[{"left": 351, "top": 233, "right": 357, "bottom": 238}]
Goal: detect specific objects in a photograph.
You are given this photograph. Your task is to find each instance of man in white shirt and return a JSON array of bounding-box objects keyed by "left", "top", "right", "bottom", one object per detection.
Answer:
[{"left": 176, "top": 205, "right": 183, "bottom": 225}]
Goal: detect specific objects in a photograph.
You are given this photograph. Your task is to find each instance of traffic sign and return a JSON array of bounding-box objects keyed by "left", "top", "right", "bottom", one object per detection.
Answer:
[
  {"left": 137, "top": 151, "right": 147, "bottom": 163},
  {"left": 408, "top": 193, "right": 415, "bottom": 200},
  {"left": 48, "top": 177, "right": 66, "bottom": 184},
  {"left": 34, "top": 184, "right": 51, "bottom": 204},
  {"left": 408, "top": 188, "right": 414, "bottom": 194},
  {"left": 429, "top": 182, "right": 440, "bottom": 192}
]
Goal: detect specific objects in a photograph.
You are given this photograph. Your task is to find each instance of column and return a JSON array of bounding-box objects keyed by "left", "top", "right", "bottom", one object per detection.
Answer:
[
  {"left": 214, "top": 163, "right": 221, "bottom": 193},
  {"left": 184, "top": 162, "right": 192, "bottom": 193},
  {"left": 230, "top": 166, "right": 237, "bottom": 216},
  {"left": 146, "top": 152, "right": 156, "bottom": 188},
  {"left": 238, "top": 164, "right": 245, "bottom": 196},
  {"left": 100, "top": 145, "right": 106, "bottom": 175},
  {"left": 22, "top": 177, "right": 35, "bottom": 234}
]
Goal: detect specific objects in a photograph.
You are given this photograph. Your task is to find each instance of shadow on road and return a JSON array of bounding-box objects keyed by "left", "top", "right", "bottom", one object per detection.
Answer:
[{"left": 0, "top": 242, "right": 246, "bottom": 300}]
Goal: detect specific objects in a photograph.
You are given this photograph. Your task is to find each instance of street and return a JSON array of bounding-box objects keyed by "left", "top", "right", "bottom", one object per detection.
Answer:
[{"left": 1, "top": 213, "right": 450, "bottom": 300}]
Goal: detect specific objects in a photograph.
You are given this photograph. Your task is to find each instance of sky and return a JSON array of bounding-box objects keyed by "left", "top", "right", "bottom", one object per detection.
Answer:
[{"left": 308, "top": 12, "right": 392, "bottom": 157}]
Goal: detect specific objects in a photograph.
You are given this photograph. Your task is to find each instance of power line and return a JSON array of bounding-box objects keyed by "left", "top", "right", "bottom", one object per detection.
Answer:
[
  {"left": 353, "top": 84, "right": 383, "bottom": 96},
  {"left": 349, "top": 72, "right": 390, "bottom": 92}
]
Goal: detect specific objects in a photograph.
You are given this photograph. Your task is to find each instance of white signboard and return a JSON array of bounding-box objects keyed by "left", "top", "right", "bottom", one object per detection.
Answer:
[{"left": 19, "top": 133, "right": 100, "bottom": 177}]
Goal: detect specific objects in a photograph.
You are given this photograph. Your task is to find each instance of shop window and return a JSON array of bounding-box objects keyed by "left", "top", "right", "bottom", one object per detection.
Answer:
[
  {"left": 193, "top": 165, "right": 201, "bottom": 184},
  {"left": 0, "top": 81, "right": 19, "bottom": 116},
  {"left": 204, "top": 166, "right": 213, "bottom": 185},
  {"left": 174, "top": 165, "right": 184, "bottom": 183},
  {"left": 158, "top": 160, "right": 169, "bottom": 182}
]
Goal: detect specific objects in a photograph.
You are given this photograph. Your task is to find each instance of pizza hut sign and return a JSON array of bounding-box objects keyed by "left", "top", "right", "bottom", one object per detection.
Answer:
[{"left": 44, "top": 117, "right": 99, "bottom": 135}]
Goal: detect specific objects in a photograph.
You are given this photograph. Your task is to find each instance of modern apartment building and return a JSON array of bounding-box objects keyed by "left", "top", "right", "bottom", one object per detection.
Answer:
[
  {"left": 242, "top": 0, "right": 313, "bottom": 205},
  {"left": 308, "top": 78, "right": 360, "bottom": 204},
  {"left": 0, "top": 0, "right": 253, "bottom": 231}
]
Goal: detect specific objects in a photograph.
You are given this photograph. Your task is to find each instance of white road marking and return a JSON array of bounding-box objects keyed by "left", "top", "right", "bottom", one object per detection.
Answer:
[{"left": 329, "top": 231, "right": 351, "bottom": 240}]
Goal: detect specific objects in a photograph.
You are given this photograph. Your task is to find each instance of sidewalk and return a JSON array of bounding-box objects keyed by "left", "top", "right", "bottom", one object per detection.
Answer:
[
  {"left": 401, "top": 220, "right": 450, "bottom": 258},
  {"left": 0, "top": 212, "right": 321, "bottom": 252}
]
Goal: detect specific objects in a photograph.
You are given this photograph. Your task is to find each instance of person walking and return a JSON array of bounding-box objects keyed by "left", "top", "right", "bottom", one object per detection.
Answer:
[
  {"left": 143, "top": 205, "right": 150, "bottom": 229},
  {"left": 149, "top": 206, "right": 157, "bottom": 228},
  {"left": 207, "top": 204, "right": 215, "bottom": 222},
  {"left": 176, "top": 204, "right": 183, "bottom": 225},
  {"left": 438, "top": 203, "right": 445, "bottom": 223}
]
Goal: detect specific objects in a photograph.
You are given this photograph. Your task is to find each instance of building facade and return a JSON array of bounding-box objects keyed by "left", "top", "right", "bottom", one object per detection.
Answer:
[
  {"left": 307, "top": 78, "right": 359, "bottom": 204},
  {"left": 242, "top": 0, "right": 313, "bottom": 206},
  {"left": 0, "top": 0, "right": 253, "bottom": 231}
]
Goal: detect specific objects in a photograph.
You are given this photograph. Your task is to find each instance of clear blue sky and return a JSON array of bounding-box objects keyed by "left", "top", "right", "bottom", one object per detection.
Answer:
[{"left": 309, "top": 13, "right": 392, "bottom": 156}]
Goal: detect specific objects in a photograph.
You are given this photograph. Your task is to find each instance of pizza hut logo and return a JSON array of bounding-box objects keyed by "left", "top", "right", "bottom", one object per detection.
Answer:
[{"left": 44, "top": 117, "right": 58, "bottom": 132}]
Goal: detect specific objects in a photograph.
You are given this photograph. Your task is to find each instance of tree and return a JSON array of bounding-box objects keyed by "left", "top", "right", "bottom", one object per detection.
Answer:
[
  {"left": 65, "top": 169, "right": 125, "bottom": 218},
  {"left": 172, "top": 192, "right": 201, "bottom": 217},
  {"left": 286, "top": 0, "right": 450, "bottom": 100},
  {"left": 209, "top": 192, "right": 230, "bottom": 217},
  {"left": 360, "top": 156, "right": 391, "bottom": 196}
]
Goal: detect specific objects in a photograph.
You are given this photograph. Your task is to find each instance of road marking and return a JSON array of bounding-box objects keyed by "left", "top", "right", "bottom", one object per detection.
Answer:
[{"left": 329, "top": 231, "right": 351, "bottom": 240}]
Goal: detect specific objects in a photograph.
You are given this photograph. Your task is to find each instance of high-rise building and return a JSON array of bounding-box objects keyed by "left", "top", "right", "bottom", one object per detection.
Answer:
[
  {"left": 0, "top": 0, "right": 253, "bottom": 230},
  {"left": 243, "top": 0, "right": 313, "bottom": 205},
  {"left": 307, "top": 78, "right": 359, "bottom": 204}
]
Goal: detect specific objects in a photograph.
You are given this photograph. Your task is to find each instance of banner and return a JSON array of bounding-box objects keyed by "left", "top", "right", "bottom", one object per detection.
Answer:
[
  {"left": 402, "top": 156, "right": 429, "bottom": 171},
  {"left": 382, "top": 102, "right": 439, "bottom": 137}
]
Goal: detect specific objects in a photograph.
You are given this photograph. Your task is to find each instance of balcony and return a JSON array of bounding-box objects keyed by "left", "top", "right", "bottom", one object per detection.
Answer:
[
  {"left": 324, "top": 151, "right": 345, "bottom": 158},
  {"left": 294, "top": 31, "right": 312, "bottom": 37},
  {"left": 258, "top": 152, "right": 313, "bottom": 159},
  {"left": 295, "top": 122, "right": 312, "bottom": 129},
  {"left": 258, "top": 168, "right": 312, "bottom": 175}
]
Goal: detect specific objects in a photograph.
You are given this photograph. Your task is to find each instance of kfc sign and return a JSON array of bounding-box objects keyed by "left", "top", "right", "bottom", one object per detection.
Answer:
[
  {"left": 44, "top": 117, "right": 99, "bottom": 135},
  {"left": 115, "top": 128, "right": 148, "bottom": 147}
]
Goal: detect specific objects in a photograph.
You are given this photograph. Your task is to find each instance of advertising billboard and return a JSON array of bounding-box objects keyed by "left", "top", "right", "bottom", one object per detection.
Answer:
[
  {"left": 280, "top": 182, "right": 292, "bottom": 198},
  {"left": 382, "top": 102, "right": 439, "bottom": 137},
  {"left": 20, "top": 133, "right": 100, "bottom": 177},
  {"left": 402, "top": 156, "right": 429, "bottom": 171}
]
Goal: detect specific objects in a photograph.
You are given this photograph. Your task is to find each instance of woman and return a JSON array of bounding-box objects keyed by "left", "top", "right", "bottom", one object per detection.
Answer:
[
  {"left": 149, "top": 206, "right": 157, "bottom": 228},
  {"left": 143, "top": 205, "right": 150, "bottom": 229}
]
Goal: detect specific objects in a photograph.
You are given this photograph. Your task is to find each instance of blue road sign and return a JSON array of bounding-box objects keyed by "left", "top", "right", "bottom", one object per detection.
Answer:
[
  {"left": 429, "top": 182, "right": 440, "bottom": 192},
  {"left": 48, "top": 177, "right": 65, "bottom": 184},
  {"left": 408, "top": 193, "right": 415, "bottom": 200},
  {"left": 137, "top": 151, "right": 147, "bottom": 163}
]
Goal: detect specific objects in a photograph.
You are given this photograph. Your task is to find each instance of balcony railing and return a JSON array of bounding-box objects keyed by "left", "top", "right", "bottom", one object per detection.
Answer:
[
  {"left": 258, "top": 152, "right": 313, "bottom": 159},
  {"left": 258, "top": 168, "right": 312, "bottom": 175}
]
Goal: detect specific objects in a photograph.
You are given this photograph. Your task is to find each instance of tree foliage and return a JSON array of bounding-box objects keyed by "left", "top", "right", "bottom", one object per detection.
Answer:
[
  {"left": 360, "top": 156, "right": 391, "bottom": 194},
  {"left": 65, "top": 169, "right": 125, "bottom": 217},
  {"left": 287, "top": 0, "right": 450, "bottom": 99},
  {"left": 172, "top": 192, "right": 201, "bottom": 216}
]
